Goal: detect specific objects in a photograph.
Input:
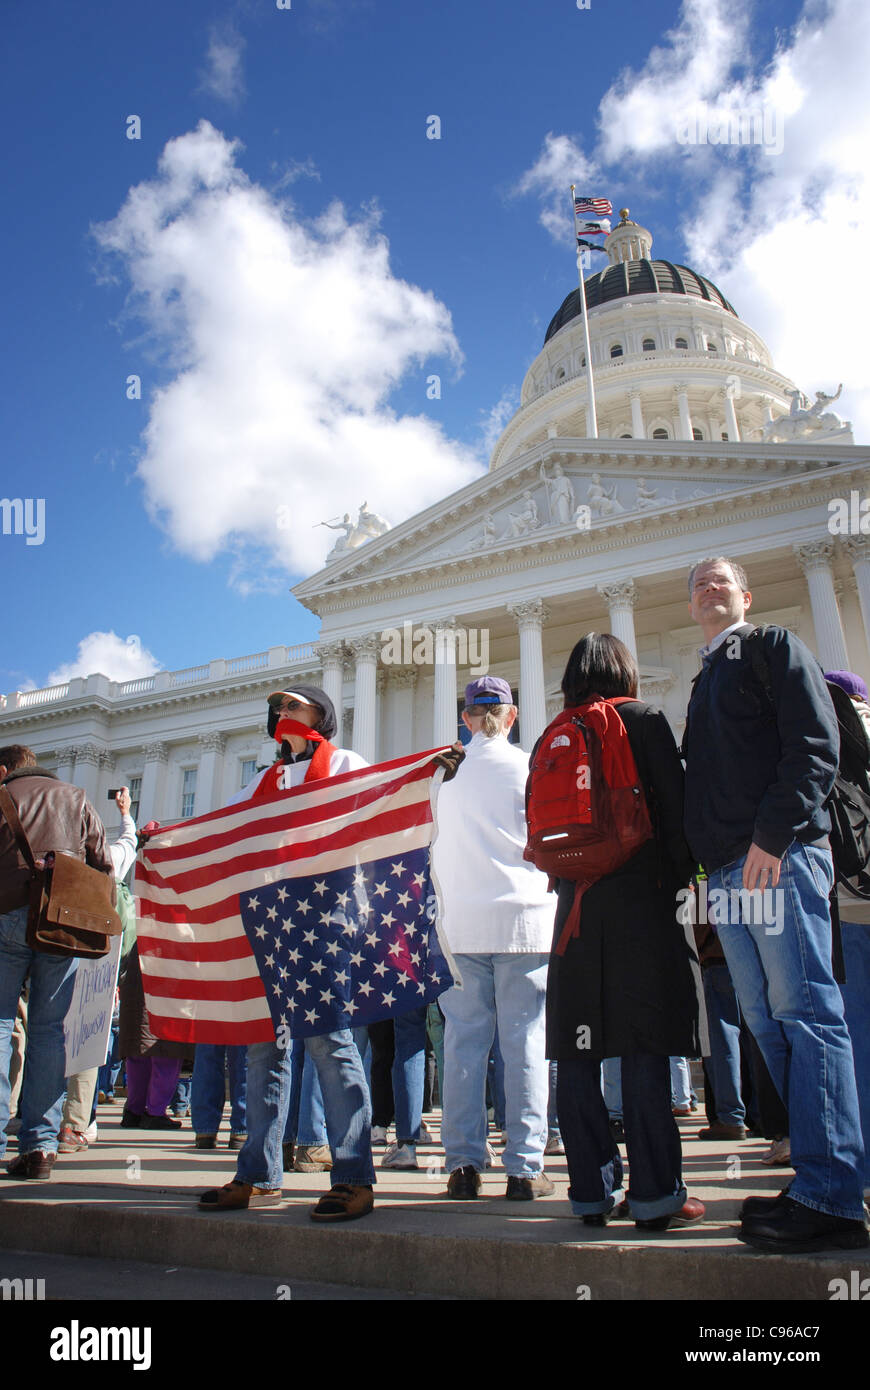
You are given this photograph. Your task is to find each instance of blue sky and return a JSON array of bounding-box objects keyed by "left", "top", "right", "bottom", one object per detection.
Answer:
[{"left": 2, "top": 0, "right": 865, "bottom": 693}]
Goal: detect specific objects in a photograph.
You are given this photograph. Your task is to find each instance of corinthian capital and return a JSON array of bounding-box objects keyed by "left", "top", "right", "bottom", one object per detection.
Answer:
[
  {"left": 314, "top": 640, "right": 347, "bottom": 667},
  {"left": 348, "top": 633, "right": 381, "bottom": 663},
  {"left": 794, "top": 541, "right": 834, "bottom": 574},
  {"left": 507, "top": 599, "right": 549, "bottom": 630},
  {"left": 144, "top": 741, "right": 168, "bottom": 764},
  {"left": 598, "top": 581, "right": 638, "bottom": 610}
]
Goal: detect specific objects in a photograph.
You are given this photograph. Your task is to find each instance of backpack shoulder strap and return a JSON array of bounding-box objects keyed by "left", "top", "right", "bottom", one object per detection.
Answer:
[{"left": 0, "top": 785, "right": 37, "bottom": 874}]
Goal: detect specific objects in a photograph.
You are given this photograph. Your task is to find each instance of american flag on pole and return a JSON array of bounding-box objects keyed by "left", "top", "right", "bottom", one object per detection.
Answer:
[
  {"left": 135, "top": 750, "right": 458, "bottom": 1044},
  {"left": 573, "top": 196, "right": 613, "bottom": 218}
]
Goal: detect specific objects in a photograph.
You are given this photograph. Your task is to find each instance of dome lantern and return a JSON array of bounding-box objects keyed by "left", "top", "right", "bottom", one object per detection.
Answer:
[{"left": 605, "top": 208, "right": 653, "bottom": 264}]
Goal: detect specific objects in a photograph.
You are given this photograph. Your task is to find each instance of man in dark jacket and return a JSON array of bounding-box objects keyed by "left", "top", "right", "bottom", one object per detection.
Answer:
[
  {"left": 683, "top": 558, "right": 867, "bottom": 1252},
  {"left": 0, "top": 745, "right": 112, "bottom": 1180}
]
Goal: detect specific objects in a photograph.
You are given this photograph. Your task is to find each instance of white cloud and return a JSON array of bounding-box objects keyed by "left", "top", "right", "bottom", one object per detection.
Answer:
[
  {"left": 199, "top": 22, "right": 246, "bottom": 105},
  {"left": 479, "top": 388, "right": 521, "bottom": 460},
  {"left": 515, "top": 0, "right": 870, "bottom": 441},
  {"left": 48, "top": 633, "right": 163, "bottom": 686},
  {"left": 513, "top": 134, "right": 599, "bottom": 243},
  {"left": 92, "top": 122, "right": 481, "bottom": 580}
]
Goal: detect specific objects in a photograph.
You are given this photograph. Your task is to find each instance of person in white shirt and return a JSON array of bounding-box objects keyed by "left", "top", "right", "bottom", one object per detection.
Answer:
[{"left": 433, "top": 676, "right": 555, "bottom": 1200}]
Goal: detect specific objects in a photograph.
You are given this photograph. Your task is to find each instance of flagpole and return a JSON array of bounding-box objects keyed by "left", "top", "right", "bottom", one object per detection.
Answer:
[{"left": 570, "top": 184, "right": 598, "bottom": 440}]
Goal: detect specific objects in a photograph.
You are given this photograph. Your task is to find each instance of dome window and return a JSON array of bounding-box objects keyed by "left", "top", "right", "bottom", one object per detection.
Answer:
[
  {"left": 642, "top": 338, "right": 656, "bottom": 351},
  {"left": 619, "top": 433, "right": 632, "bottom": 439},
  {"left": 675, "top": 337, "right": 688, "bottom": 350},
  {"left": 706, "top": 342, "right": 718, "bottom": 354},
  {"left": 580, "top": 356, "right": 586, "bottom": 368},
  {"left": 692, "top": 427, "right": 704, "bottom": 440},
  {"left": 555, "top": 367, "right": 566, "bottom": 381},
  {"left": 610, "top": 344, "right": 624, "bottom": 358},
  {"left": 652, "top": 427, "right": 669, "bottom": 440}
]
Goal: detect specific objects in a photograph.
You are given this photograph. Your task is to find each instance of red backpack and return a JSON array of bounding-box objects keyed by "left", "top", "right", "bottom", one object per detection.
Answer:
[{"left": 524, "top": 697, "right": 652, "bottom": 954}]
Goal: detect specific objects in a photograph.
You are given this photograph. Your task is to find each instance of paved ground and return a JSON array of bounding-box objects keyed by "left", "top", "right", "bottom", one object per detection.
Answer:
[{"left": 1, "top": 1104, "right": 868, "bottom": 1301}]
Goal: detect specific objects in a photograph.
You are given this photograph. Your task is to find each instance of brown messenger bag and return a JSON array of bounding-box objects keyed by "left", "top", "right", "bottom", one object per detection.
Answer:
[{"left": 0, "top": 785, "right": 122, "bottom": 959}]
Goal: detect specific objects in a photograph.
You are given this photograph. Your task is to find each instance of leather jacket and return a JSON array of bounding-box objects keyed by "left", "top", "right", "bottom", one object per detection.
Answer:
[{"left": 0, "top": 767, "right": 112, "bottom": 914}]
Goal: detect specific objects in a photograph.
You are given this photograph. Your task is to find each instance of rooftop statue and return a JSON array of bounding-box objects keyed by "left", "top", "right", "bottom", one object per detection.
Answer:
[
  {"left": 321, "top": 501, "right": 392, "bottom": 560},
  {"left": 762, "top": 384, "right": 851, "bottom": 443}
]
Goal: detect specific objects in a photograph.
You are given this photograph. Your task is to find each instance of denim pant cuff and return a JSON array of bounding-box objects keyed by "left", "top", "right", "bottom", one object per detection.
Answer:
[
  {"left": 626, "top": 1184, "right": 687, "bottom": 1220},
  {"left": 331, "top": 1167, "right": 376, "bottom": 1186},
  {"left": 569, "top": 1186, "right": 625, "bottom": 1216},
  {"left": 787, "top": 1189, "right": 868, "bottom": 1223}
]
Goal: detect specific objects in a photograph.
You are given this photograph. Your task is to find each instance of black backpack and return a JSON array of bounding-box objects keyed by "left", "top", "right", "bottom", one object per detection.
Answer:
[{"left": 744, "top": 627, "right": 870, "bottom": 901}]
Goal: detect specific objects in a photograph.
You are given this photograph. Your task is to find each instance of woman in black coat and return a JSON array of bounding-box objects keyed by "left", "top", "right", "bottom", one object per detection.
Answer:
[{"left": 541, "top": 633, "right": 707, "bottom": 1231}]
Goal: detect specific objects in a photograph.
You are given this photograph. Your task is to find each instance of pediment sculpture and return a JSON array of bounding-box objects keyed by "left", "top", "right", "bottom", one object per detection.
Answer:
[
  {"left": 321, "top": 500, "right": 392, "bottom": 559},
  {"left": 762, "top": 385, "right": 852, "bottom": 443}
]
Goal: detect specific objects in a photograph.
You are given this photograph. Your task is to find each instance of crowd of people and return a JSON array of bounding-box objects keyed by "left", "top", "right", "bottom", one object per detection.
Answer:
[{"left": 1, "top": 555, "right": 868, "bottom": 1256}]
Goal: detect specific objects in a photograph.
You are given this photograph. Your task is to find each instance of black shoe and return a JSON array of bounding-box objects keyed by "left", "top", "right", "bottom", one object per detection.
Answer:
[
  {"left": 739, "top": 1197, "right": 869, "bottom": 1253},
  {"left": 195, "top": 1134, "right": 217, "bottom": 1149},
  {"left": 120, "top": 1106, "right": 143, "bottom": 1128},
  {"left": 140, "top": 1113, "right": 182, "bottom": 1130},
  {"left": 583, "top": 1200, "right": 631, "bottom": 1227},
  {"left": 282, "top": 1141, "right": 295, "bottom": 1172},
  {"left": 609, "top": 1117, "right": 625, "bottom": 1142},
  {"left": 505, "top": 1173, "right": 555, "bottom": 1200},
  {"left": 740, "top": 1186, "right": 792, "bottom": 1219},
  {"left": 446, "top": 1165, "right": 481, "bottom": 1199}
]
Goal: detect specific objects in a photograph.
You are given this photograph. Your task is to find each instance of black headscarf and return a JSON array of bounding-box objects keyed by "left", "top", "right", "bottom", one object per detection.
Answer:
[{"left": 267, "top": 683, "right": 338, "bottom": 764}]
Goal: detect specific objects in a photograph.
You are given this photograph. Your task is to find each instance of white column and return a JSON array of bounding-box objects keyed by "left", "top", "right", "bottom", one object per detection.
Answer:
[
  {"left": 795, "top": 541, "right": 849, "bottom": 671},
  {"left": 139, "top": 741, "right": 169, "bottom": 824},
  {"left": 629, "top": 390, "right": 645, "bottom": 439},
  {"left": 723, "top": 390, "right": 741, "bottom": 442},
  {"left": 674, "top": 383, "right": 693, "bottom": 441},
  {"left": 387, "top": 668, "right": 418, "bottom": 761},
  {"left": 433, "top": 620, "right": 459, "bottom": 747},
  {"left": 508, "top": 599, "right": 549, "bottom": 749},
  {"left": 54, "top": 744, "right": 77, "bottom": 784},
  {"left": 73, "top": 742, "right": 103, "bottom": 804},
  {"left": 350, "top": 634, "right": 379, "bottom": 763},
  {"left": 97, "top": 750, "right": 116, "bottom": 807},
  {"left": 597, "top": 581, "right": 639, "bottom": 661},
  {"left": 845, "top": 537, "right": 870, "bottom": 653},
  {"left": 314, "top": 640, "right": 346, "bottom": 719},
  {"left": 197, "top": 733, "right": 226, "bottom": 814}
]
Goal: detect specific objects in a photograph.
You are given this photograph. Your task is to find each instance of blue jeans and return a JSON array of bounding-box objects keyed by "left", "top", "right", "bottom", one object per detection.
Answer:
[
  {"left": 702, "top": 963, "right": 745, "bottom": 1127},
  {"left": 669, "top": 1057, "right": 693, "bottom": 1108},
  {"left": 709, "top": 843, "right": 865, "bottom": 1219},
  {"left": 285, "top": 1042, "right": 327, "bottom": 1147},
  {"left": 601, "top": 1056, "right": 622, "bottom": 1119},
  {"left": 547, "top": 1060, "right": 560, "bottom": 1138},
  {"left": 236, "top": 1029, "right": 374, "bottom": 1190},
  {"left": 191, "top": 1044, "right": 248, "bottom": 1135},
  {"left": 392, "top": 1006, "right": 427, "bottom": 1144},
  {"left": 440, "top": 952, "right": 549, "bottom": 1178},
  {"left": 839, "top": 920, "right": 870, "bottom": 1187},
  {"left": 0, "top": 906, "right": 78, "bottom": 1157},
  {"left": 558, "top": 1052, "right": 685, "bottom": 1218}
]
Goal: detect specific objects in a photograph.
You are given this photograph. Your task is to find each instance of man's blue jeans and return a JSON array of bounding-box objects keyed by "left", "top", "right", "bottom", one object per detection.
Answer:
[
  {"left": 839, "top": 920, "right": 870, "bottom": 1187},
  {"left": 191, "top": 1043, "right": 248, "bottom": 1135},
  {"left": 709, "top": 843, "right": 865, "bottom": 1219},
  {"left": 702, "top": 963, "right": 745, "bottom": 1127},
  {"left": 236, "top": 1028, "right": 374, "bottom": 1190},
  {"left": 284, "top": 1042, "right": 327, "bottom": 1147},
  {"left": 392, "top": 1006, "right": 427, "bottom": 1145},
  {"left": 0, "top": 906, "right": 78, "bottom": 1157},
  {"left": 440, "top": 952, "right": 549, "bottom": 1178}
]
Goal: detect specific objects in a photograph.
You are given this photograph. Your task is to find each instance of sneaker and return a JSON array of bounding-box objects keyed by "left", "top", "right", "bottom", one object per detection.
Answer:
[
  {"left": 199, "top": 1180, "right": 283, "bottom": 1211},
  {"left": 739, "top": 1197, "right": 870, "bottom": 1253},
  {"left": 98, "top": 1090, "right": 115, "bottom": 1104},
  {"left": 545, "top": 1134, "right": 565, "bottom": 1156},
  {"left": 418, "top": 1122, "right": 435, "bottom": 1144},
  {"left": 446, "top": 1166, "right": 481, "bottom": 1199},
  {"left": 3, "top": 1150, "right": 57, "bottom": 1181},
  {"left": 310, "top": 1184, "right": 374, "bottom": 1222},
  {"left": 380, "top": 1142, "right": 418, "bottom": 1170},
  {"left": 120, "top": 1106, "right": 142, "bottom": 1128},
  {"left": 57, "top": 1126, "right": 88, "bottom": 1154},
  {"left": 83, "top": 1120, "right": 98, "bottom": 1144},
  {"left": 371, "top": 1125, "right": 390, "bottom": 1147},
  {"left": 760, "top": 1137, "right": 791, "bottom": 1166},
  {"left": 635, "top": 1197, "right": 705, "bottom": 1231},
  {"left": 195, "top": 1134, "right": 217, "bottom": 1150},
  {"left": 505, "top": 1173, "right": 555, "bottom": 1201},
  {"left": 282, "top": 1141, "right": 295, "bottom": 1172},
  {"left": 293, "top": 1144, "right": 333, "bottom": 1173},
  {"left": 227, "top": 1133, "right": 247, "bottom": 1151},
  {"left": 485, "top": 1141, "right": 497, "bottom": 1169}
]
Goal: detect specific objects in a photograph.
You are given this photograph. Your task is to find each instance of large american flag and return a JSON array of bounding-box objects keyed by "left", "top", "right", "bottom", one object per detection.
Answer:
[
  {"left": 573, "top": 196, "right": 613, "bottom": 218},
  {"left": 135, "top": 749, "right": 457, "bottom": 1044}
]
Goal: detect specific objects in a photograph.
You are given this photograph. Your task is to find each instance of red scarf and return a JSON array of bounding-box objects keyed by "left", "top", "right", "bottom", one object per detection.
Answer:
[{"left": 251, "top": 718, "right": 336, "bottom": 799}]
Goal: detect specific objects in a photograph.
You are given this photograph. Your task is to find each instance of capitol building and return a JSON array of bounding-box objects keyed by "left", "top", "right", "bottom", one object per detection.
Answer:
[{"left": 2, "top": 212, "right": 868, "bottom": 828}]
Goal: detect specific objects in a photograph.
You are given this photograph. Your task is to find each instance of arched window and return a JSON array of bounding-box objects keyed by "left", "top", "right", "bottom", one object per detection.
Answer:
[
  {"left": 610, "top": 344, "right": 623, "bottom": 358},
  {"left": 652, "top": 427, "right": 669, "bottom": 439},
  {"left": 619, "top": 433, "right": 632, "bottom": 439},
  {"left": 555, "top": 367, "right": 565, "bottom": 381},
  {"left": 675, "top": 337, "right": 688, "bottom": 350},
  {"left": 642, "top": 337, "right": 656, "bottom": 351},
  {"left": 707, "top": 342, "right": 718, "bottom": 354},
  {"left": 721, "top": 432, "right": 729, "bottom": 440},
  {"left": 580, "top": 356, "right": 586, "bottom": 368},
  {"left": 692, "top": 427, "right": 704, "bottom": 440}
]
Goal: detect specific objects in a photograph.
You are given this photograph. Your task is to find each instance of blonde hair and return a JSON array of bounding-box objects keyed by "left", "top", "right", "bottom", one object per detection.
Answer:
[{"left": 465, "top": 703, "right": 515, "bottom": 738}]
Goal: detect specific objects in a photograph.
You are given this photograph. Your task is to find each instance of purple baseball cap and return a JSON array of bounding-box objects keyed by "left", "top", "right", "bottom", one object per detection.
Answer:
[
  {"left": 464, "top": 675, "right": 513, "bottom": 706},
  {"left": 825, "top": 670, "right": 869, "bottom": 702}
]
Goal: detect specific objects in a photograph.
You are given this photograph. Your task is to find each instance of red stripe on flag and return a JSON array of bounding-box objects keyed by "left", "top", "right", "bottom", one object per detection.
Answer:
[
  {"left": 136, "top": 933, "right": 254, "bottom": 963},
  {"left": 145, "top": 1013, "right": 275, "bottom": 1045},
  {"left": 141, "top": 973, "right": 267, "bottom": 1002}
]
